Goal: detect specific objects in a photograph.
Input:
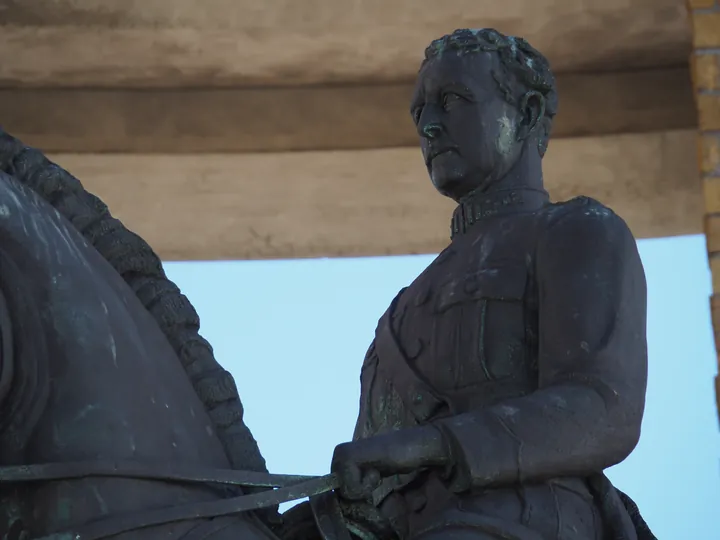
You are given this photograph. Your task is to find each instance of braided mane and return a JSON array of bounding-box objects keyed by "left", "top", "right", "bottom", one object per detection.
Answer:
[{"left": 0, "top": 130, "right": 269, "bottom": 477}]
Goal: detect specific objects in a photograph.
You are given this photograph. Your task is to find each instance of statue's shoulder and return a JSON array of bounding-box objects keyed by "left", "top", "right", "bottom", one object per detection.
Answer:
[
  {"left": 539, "top": 196, "right": 633, "bottom": 242},
  {"left": 542, "top": 196, "right": 623, "bottom": 226}
]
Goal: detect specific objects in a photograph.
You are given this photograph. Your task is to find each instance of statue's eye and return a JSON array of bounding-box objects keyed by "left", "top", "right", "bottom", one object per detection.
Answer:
[
  {"left": 442, "top": 93, "right": 462, "bottom": 109},
  {"left": 412, "top": 106, "right": 424, "bottom": 124}
]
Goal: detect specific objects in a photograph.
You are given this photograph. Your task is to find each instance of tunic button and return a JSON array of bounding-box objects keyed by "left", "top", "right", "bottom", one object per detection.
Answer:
[{"left": 413, "top": 393, "right": 423, "bottom": 404}]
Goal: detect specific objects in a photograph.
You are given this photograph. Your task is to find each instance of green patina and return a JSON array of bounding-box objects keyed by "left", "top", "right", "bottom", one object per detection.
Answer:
[
  {"left": 496, "top": 114, "right": 517, "bottom": 156},
  {"left": 426, "top": 28, "right": 487, "bottom": 57},
  {"left": 1, "top": 498, "right": 25, "bottom": 539},
  {"left": 56, "top": 498, "right": 72, "bottom": 523},
  {"left": 91, "top": 486, "right": 109, "bottom": 516}
]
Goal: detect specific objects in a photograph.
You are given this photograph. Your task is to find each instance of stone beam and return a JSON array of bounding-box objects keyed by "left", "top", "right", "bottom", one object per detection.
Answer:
[
  {"left": 0, "top": 68, "right": 695, "bottom": 153},
  {"left": 47, "top": 130, "right": 700, "bottom": 262},
  {"left": 0, "top": 0, "right": 690, "bottom": 88}
]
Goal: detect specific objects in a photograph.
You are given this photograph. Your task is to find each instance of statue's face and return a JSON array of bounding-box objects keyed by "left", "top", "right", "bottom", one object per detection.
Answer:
[{"left": 411, "top": 52, "right": 526, "bottom": 201}]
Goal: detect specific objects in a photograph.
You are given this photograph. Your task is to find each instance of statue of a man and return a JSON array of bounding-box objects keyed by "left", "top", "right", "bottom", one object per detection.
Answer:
[{"left": 330, "top": 29, "right": 654, "bottom": 540}]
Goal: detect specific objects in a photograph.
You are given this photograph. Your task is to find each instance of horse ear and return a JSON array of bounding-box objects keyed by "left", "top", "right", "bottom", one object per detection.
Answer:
[{"left": 516, "top": 91, "right": 545, "bottom": 142}]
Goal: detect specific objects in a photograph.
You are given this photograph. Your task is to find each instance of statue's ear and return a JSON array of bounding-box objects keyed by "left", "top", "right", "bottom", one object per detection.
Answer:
[{"left": 517, "top": 91, "right": 545, "bottom": 142}]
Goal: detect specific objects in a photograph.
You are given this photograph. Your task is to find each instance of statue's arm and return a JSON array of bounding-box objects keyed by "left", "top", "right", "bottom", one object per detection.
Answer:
[
  {"left": 352, "top": 343, "right": 379, "bottom": 442},
  {"left": 436, "top": 204, "right": 648, "bottom": 491}
]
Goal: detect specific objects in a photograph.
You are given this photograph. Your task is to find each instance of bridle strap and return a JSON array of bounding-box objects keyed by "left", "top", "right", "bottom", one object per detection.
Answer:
[
  {"left": 0, "top": 460, "right": 341, "bottom": 540},
  {"left": 0, "top": 460, "right": 319, "bottom": 489},
  {"left": 38, "top": 474, "right": 340, "bottom": 540}
]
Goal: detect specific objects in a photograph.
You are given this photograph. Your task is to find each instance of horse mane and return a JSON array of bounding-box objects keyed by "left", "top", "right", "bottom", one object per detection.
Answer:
[{"left": 0, "top": 130, "right": 269, "bottom": 477}]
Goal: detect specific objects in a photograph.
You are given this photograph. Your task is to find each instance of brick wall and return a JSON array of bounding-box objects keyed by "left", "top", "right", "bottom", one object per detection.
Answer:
[{"left": 688, "top": 0, "right": 720, "bottom": 421}]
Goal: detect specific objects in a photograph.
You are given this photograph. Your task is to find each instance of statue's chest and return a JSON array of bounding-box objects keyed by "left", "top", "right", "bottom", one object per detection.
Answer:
[
  {"left": 357, "top": 220, "right": 543, "bottom": 436},
  {"left": 390, "top": 234, "right": 536, "bottom": 400}
]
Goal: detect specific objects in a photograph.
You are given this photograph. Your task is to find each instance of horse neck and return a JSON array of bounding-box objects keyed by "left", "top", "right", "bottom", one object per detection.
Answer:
[{"left": 0, "top": 178, "right": 265, "bottom": 538}]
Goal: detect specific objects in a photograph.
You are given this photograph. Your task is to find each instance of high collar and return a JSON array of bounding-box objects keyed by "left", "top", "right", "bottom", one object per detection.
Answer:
[{"left": 450, "top": 187, "right": 550, "bottom": 239}]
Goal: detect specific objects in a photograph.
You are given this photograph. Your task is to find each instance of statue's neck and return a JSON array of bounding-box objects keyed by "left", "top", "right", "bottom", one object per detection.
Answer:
[
  {"left": 450, "top": 186, "right": 549, "bottom": 239},
  {"left": 449, "top": 142, "right": 548, "bottom": 238}
]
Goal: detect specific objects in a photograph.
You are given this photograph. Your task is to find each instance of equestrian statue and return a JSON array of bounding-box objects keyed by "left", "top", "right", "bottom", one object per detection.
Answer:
[{"left": 0, "top": 28, "right": 656, "bottom": 540}]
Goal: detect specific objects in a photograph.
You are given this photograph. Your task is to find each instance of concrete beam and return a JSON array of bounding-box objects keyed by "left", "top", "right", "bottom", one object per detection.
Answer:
[
  {"left": 0, "top": 0, "right": 691, "bottom": 88},
  {"left": 1, "top": 68, "right": 695, "bottom": 153},
  {"left": 46, "top": 130, "right": 700, "bottom": 261}
]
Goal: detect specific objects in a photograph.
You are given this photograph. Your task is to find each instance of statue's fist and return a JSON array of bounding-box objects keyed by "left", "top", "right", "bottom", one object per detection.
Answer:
[{"left": 331, "top": 441, "right": 382, "bottom": 501}]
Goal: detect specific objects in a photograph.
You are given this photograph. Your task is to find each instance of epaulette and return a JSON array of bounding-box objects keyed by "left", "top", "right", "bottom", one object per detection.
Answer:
[{"left": 540, "top": 196, "right": 618, "bottom": 228}]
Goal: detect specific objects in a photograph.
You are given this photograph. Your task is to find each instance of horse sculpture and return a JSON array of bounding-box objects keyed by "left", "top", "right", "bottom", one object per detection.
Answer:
[{"left": 0, "top": 129, "right": 343, "bottom": 540}]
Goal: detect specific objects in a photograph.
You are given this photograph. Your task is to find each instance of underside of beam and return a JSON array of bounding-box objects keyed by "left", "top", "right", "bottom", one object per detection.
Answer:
[
  {"left": 0, "top": 68, "right": 695, "bottom": 153},
  {"left": 46, "top": 130, "right": 699, "bottom": 261}
]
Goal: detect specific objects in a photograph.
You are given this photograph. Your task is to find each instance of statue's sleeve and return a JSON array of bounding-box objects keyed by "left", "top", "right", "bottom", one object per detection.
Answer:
[
  {"left": 352, "top": 343, "right": 379, "bottom": 441},
  {"left": 435, "top": 203, "right": 648, "bottom": 491}
]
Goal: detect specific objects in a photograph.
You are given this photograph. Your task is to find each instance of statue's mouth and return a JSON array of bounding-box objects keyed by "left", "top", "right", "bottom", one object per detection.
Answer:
[{"left": 427, "top": 147, "right": 456, "bottom": 164}]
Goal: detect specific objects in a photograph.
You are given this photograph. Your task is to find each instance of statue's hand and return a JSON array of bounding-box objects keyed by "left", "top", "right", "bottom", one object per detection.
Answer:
[
  {"left": 331, "top": 438, "right": 383, "bottom": 501},
  {"left": 331, "top": 425, "right": 451, "bottom": 501}
]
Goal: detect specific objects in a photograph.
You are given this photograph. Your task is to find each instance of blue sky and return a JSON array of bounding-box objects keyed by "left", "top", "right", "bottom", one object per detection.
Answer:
[{"left": 165, "top": 234, "right": 720, "bottom": 539}]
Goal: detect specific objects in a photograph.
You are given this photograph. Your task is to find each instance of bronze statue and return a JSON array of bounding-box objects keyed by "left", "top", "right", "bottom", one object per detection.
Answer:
[
  {"left": 329, "top": 29, "right": 656, "bottom": 540},
  {"left": 0, "top": 28, "right": 655, "bottom": 540}
]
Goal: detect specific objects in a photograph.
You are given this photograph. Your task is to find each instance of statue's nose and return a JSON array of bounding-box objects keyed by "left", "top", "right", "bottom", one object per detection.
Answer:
[{"left": 421, "top": 122, "right": 442, "bottom": 139}]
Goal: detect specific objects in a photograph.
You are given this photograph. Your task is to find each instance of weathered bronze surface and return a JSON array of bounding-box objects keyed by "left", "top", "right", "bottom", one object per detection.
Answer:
[{"left": 0, "top": 28, "right": 655, "bottom": 540}]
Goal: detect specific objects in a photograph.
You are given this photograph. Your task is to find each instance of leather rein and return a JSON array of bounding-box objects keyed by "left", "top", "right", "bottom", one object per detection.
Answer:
[{"left": 0, "top": 460, "right": 351, "bottom": 540}]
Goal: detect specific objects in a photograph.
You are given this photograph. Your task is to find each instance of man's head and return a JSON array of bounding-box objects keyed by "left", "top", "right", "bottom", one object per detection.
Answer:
[{"left": 411, "top": 28, "right": 558, "bottom": 201}]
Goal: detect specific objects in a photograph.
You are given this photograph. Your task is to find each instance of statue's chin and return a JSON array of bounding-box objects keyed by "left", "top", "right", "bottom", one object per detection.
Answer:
[
  {"left": 431, "top": 173, "right": 473, "bottom": 202},
  {"left": 430, "top": 158, "right": 471, "bottom": 201}
]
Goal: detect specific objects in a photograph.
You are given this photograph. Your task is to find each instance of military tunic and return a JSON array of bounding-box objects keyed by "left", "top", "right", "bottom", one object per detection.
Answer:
[{"left": 353, "top": 187, "right": 647, "bottom": 540}]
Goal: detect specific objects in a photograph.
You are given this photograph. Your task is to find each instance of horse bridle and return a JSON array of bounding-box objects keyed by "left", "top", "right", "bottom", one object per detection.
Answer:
[{"left": 0, "top": 460, "right": 353, "bottom": 540}]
